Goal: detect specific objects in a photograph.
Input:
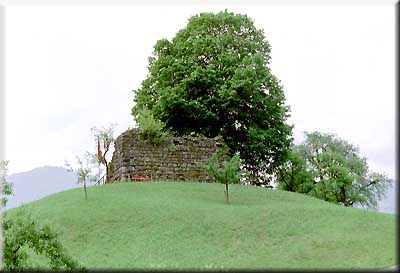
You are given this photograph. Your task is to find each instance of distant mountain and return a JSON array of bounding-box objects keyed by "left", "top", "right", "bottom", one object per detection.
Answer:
[
  {"left": 5, "top": 166, "right": 81, "bottom": 210},
  {"left": 352, "top": 181, "right": 397, "bottom": 215},
  {"left": 376, "top": 182, "right": 397, "bottom": 214}
]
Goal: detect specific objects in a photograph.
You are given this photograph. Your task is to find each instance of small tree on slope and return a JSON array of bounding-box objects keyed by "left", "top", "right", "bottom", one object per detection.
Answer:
[
  {"left": 65, "top": 153, "right": 98, "bottom": 201},
  {"left": 204, "top": 152, "right": 242, "bottom": 204},
  {"left": 91, "top": 124, "right": 116, "bottom": 183}
]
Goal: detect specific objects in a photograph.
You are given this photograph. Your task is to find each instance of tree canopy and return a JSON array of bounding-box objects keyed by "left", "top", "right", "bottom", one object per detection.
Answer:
[
  {"left": 276, "top": 132, "right": 391, "bottom": 209},
  {"left": 132, "top": 11, "right": 292, "bottom": 186}
]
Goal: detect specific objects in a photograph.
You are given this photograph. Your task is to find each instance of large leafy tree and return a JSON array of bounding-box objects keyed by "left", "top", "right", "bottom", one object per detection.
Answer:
[
  {"left": 132, "top": 11, "right": 292, "bottom": 186},
  {"left": 276, "top": 132, "right": 392, "bottom": 209}
]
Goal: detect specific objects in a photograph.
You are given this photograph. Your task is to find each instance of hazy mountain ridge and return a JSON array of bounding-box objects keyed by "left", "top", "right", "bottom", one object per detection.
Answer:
[
  {"left": 376, "top": 181, "right": 397, "bottom": 214},
  {"left": 5, "top": 166, "right": 81, "bottom": 209}
]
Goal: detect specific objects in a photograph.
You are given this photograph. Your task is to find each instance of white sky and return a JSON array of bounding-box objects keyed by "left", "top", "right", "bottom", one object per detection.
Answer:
[{"left": 4, "top": 2, "right": 396, "bottom": 179}]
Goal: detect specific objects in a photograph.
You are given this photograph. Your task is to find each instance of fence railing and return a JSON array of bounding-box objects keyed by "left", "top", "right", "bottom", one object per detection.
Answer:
[{"left": 95, "top": 174, "right": 106, "bottom": 186}]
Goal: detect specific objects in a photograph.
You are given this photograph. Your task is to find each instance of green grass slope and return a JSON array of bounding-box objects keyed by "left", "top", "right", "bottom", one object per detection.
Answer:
[{"left": 6, "top": 181, "right": 396, "bottom": 270}]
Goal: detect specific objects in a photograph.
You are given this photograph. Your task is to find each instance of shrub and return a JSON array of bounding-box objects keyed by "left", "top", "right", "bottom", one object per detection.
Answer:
[
  {"left": 136, "top": 108, "right": 167, "bottom": 145},
  {"left": 3, "top": 211, "right": 84, "bottom": 271}
]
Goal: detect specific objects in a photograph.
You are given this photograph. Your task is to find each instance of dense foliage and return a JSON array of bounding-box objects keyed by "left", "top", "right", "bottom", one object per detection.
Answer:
[
  {"left": 204, "top": 150, "right": 242, "bottom": 203},
  {"left": 132, "top": 10, "right": 292, "bottom": 186},
  {"left": 276, "top": 132, "right": 391, "bottom": 208},
  {"left": 3, "top": 213, "right": 83, "bottom": 271},
  {"left": 1, "top": 161, "right": 12, "bottom": 207},
  {"left": 1, "top": 160, "right": 83, "bottom": 271}
]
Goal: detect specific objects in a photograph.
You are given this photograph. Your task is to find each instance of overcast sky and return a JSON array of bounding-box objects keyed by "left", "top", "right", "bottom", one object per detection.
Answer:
[{"left": 4, "top": 2, "right": 396, "bottom": 180}]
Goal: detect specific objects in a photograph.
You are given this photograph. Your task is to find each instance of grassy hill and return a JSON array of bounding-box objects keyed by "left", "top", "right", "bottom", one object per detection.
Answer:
[{"left": 5, "top": 181, "right": 396, "bottom": 270}]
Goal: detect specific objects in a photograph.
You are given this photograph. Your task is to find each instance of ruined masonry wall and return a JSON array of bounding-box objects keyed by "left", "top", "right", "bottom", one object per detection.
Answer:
[{"left": 109, "top": 128, "right": 225, "bottom": 182}]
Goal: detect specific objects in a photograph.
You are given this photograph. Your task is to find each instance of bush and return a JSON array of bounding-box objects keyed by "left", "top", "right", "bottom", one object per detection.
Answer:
[
  {"left": 3, "top": 211, "right": 84, "bottom": 271},
  {"left": 136, "top": 108, "right": 167, "bottom": 145}
]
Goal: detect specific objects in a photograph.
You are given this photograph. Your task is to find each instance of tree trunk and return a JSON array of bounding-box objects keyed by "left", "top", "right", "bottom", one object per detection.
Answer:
[
  {"left": 104, "top": 159, "right": 109, "bottom": 183},
  {"left": 225, "top": 182, "right": 230, "bottom": 204},
  {"left": 83, "top": 181, "right": 88, "bottom": 201}
]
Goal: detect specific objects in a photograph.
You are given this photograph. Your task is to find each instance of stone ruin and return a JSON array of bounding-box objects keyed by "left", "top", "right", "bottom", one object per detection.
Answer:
[{"left": 109, "top": 128, "right": 226, "bottom": 182}]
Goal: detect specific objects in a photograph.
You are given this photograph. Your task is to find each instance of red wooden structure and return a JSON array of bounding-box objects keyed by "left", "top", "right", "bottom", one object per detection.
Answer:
[{"left": 131, "top": 177, "right": 152, "bottom": 182}]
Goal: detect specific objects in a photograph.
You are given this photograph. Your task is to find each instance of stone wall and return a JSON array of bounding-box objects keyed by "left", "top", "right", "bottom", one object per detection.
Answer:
[{"left": 109, "top": 128, "right": 226, "bottom": 182}]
